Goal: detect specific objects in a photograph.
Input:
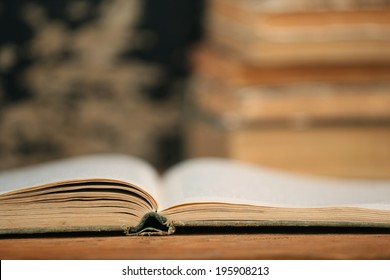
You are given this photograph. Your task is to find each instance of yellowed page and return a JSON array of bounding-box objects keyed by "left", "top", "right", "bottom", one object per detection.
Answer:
[
  {"left": 161, "top": 158, "right": 390, "bottom": 210},
  {"left": 0, "top": 154, "right": 160, "bottom": 201}
]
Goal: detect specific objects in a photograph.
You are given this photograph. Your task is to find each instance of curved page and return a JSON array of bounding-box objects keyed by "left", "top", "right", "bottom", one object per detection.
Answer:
[
  {"left": 0, "top": 154, "right": 160, "bottom": 202},
  {"left": 161, "top": 158, "right": 390, "bottom": 211}
]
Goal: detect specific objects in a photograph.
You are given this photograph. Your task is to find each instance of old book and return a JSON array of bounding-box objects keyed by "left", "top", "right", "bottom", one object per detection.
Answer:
[
  {"left": 209, "top": 0, "right": 390, "bottom": 30},
  {"left": 208, "top": 17, "right": 390, "bottom": 66},
  {"left": 187, "top": 73, "right": 390, "bottom": 178},
  {"left": 1, "top": 154, "right": 390, "bottom": 235},
  {"left": 190, "top": 78, "right": 390, "bottom": 124},
  {"left": 209, "top": 0, "right": 390, "bottom": 14},
  {"left": 206, "top": 0, "right": 390, "bottom": 66},
  {"left": 186, "top": 79, "right": 390, "bottom": 178},
  {"left": 191, "top": 45, "right": 390, "bottom": 86},
  {"left": 185, "top": 117, "right": 390, "bottom": 179}
]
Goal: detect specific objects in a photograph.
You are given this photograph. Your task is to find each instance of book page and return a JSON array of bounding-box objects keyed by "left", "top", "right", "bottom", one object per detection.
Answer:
[
  {"left": 0, "top": 154, "right": 160, "bottom": 201},
  {"left": 161, "top": 158, "right": 390, "bottom": 210}
]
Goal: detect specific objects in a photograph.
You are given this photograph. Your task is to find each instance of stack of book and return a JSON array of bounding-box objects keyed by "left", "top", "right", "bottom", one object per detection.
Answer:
[{"left": 185, "top": 0, "right": 390, "bottom": 178}]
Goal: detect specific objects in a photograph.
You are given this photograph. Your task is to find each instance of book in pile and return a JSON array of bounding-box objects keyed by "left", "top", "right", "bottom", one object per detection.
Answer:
[{"left": 185, "top": 0, "right": 390, "bottom": 178}]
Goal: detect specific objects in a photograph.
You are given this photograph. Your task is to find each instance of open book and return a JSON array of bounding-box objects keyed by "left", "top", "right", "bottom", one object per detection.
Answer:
[{"left": 1, "top": 154, "right": 390, "bottom": 235}]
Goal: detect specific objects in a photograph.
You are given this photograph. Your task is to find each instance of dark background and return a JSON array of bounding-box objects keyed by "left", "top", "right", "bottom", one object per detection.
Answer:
[{"left": 0, "top": 0, "right": 205, "bottom": 170}]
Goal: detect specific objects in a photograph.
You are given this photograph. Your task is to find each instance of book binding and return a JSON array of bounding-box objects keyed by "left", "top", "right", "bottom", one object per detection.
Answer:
[{"left": 126, "top": 212, "right": 176, "bottom": 236}]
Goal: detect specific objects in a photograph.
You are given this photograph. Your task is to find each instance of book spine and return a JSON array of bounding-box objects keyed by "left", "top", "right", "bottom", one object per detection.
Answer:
[{"left": 126, "top": 212, "right": 175, "bottom": 236}]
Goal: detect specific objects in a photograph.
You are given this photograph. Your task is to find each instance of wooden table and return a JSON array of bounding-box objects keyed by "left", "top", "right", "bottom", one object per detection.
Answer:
[{"left": 1, "top": 230, "right": 390, "bottom": 259}]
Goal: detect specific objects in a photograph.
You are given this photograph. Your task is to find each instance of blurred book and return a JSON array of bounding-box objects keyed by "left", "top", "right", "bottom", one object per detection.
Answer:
[
  {"left": 185, "top": 113, "right": 390, "bottom": 179},
  {"left": 185, "top": 76, "right": 390, "bottom": 177},
  {"left": 206, "top": 0, "right": 390, "bottom": 66},
  {"left": 189, "top": 78, "right": 390, "bottom": 124},
  {"left": 192, "top": 45, "right": 390, "bottom": 86}
]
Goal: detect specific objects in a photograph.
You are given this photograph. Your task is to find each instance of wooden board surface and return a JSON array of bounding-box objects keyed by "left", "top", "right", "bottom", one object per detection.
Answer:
[{"left": 1, "top": 233, "right": 390, "bottom": 259}]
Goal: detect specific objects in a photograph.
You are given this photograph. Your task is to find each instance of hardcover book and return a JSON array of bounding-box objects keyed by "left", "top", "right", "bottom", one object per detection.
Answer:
[{"left": 1, "top": 154, "right": 390, "bottom": 235}]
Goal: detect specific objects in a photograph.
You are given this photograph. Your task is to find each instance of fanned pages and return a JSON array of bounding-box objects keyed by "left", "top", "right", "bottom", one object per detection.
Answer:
[{"left": 0, "top": 155, "right": 160, "bottom": 235}]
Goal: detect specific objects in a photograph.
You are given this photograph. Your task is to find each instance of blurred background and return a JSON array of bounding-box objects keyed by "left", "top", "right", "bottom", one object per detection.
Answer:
[
  {"left": 0, "top": 0, "right": 203, "bottom": 170},
  {"left": 1, "top": 0, "right": 390, "bottom": 178}
]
